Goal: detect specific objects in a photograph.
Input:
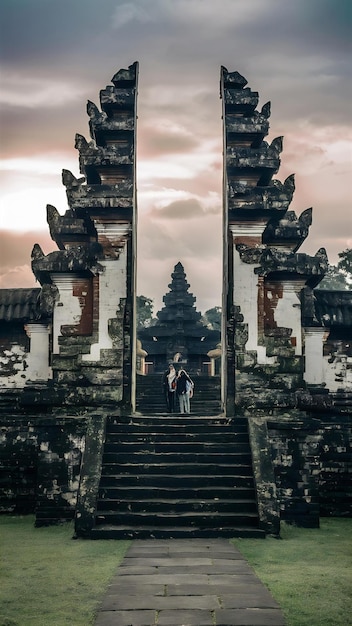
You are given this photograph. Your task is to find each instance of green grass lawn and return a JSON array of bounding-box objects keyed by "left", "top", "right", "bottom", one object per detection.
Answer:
[
  {"left": 233, "top": 518, "right": 352, "bottom": 626},
  {"left": 1, "top": 516, "right": 351, "bottom": 626},
  {"left": 0, "top": 516, "right": 130, "bottom": 626}
]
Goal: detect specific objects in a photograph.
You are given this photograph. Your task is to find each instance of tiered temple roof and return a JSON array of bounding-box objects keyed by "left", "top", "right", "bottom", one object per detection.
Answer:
[
  {"left": 32, "top": 61, "right": 139, "bottom": 281},
  {"left": 138, "top": 262, "right": 220, "bottom": 370},
  {"left": 221, "top": 65, "right": 327, "bottom": 284}
]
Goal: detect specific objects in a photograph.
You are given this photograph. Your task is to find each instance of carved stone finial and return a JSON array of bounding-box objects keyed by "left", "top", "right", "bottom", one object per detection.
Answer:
[
  {"left": 223, "top": 69, "right": 248, "bottom": 88},
  {"left": 87, "top": 100, "right": 100, "bottom": 119},
  {"left": 111, "top": 62, "right": 138, "bottom": 86},
  {"left": 315, "top": 247, "right": 328, "bottom": 262},
  {"left": 74, "top": 133, "right": 89, "bottom": 150},
  {"left": 46, "top": 204, "right": 60, "bottom": 225},
  {"left": 261, "top": 101, "right": 271, "bottom": 119},
  {"left": 284, "top": 174, "right": 295, "bottom": 192},
  {"left": 31, "top": 243, "right": 44, "bottom": 260},
  {"left": 270, "top": 136, "right": 283, "bottom": 153},
  {"left": 299, "top": 207, "right": 313, "bottom": 227},
  {"left": 62, "top": 169, "right": 85, "bottom": 188}
]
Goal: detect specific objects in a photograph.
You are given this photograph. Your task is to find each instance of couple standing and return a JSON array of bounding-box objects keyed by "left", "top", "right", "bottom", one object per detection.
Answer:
[{"left": 162, "top": 364, "right": 194, "bottom": 414}]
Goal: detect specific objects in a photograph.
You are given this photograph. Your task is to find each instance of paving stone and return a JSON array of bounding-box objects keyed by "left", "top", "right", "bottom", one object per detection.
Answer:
[
  {"left": 95, "top": 609, "right": 156, "bottom": 626},
  {"left": 101, "top": 595, "right": 220, "bottom": 610},
  {"left": 166, "top": 583, "right": 269, "bottom": 596},
  {"left": 115, "top": 574, "right": 211, "bottom": 584},
  {"left": 127, "top": 547, "right": 169, "bottom": 556},
  {"left": 123, "top": 557, "right": 213, "bottom": 566},
  {"left": 214, "top": 608, "right": 287, "bottom": 625},
  {"left": 117, "top": 566, "right": 161, "bottom": 575},
  {"left": 157, "top": 609, "right": 214, "bottom": 625},
  {"left": 118, "top": 564, "right": 257, "bottom": 575},
  {"left": 106, "top": 583, "right": 165, "bottom": 595},
  {"left": 165, "top": 584, "right": 217, "bottom": 595},
  {"left": 220, "top": 594, "right": 280, "bottom": 609},
  {"left": 94, "top": 539, "right": 287, "bottom": 626},
  {"left": 168, "top": 550, "right": 245, "bottom": 560}
]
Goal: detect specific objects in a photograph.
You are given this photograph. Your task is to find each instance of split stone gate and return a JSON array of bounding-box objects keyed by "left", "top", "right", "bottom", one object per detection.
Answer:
[{"left": 0, "top": 63, "right": 351, "bottom": 537}]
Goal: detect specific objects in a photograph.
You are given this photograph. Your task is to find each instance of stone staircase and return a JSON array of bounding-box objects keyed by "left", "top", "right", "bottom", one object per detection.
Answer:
[
  {"left": 136, "top": 374, "right": 222, "bottom": 416},
  {"left": 90, "top": 414, "right": 264, "bottom": 539}
]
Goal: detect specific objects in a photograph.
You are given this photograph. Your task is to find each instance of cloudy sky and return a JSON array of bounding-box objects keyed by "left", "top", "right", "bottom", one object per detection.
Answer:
[{"left": 1, "top": 0, "right": 351, "bottom": 315}]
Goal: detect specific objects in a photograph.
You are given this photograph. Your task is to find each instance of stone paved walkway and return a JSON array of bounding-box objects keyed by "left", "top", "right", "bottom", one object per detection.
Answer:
[{"left": 95, "top": 538, "right": 287, "bottom": 626}]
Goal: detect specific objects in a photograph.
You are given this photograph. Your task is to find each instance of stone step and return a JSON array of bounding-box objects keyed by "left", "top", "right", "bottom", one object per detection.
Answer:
[
  {"left": 109, "top": 415, "right": 246, "bottom": 425},
  {"left": 136, "top": 374, "right": 220, "bottom": 385},
  {"left": 107, "top": 423, "right": 247, "bottom": 433},
  {"left": 137, "top": 394, "right": 221, "bottom": 402},
  {"left": 136, "top": 376, "right": 222, "bottom": 416},
  {"left": 101, "top": 462, "right": 254, "bottom": 476},
  {"left": 90, "top": 524, "right": 265, "bottom": 539},
  {"left": 103, "top": 441, "right": 250, "bottom": 454},
  {"left": 136, "top": 405, "right": 222, "bottom": 413},
  {"left": 94, "top": 510, "right": 260, "bottom": 527},
  {"left": 136, "top": 394, "right": 221, "bottom": 402},
  {"left": 99, "top": 474, "right": 255, "bottom": 488},
  {"left": 107, "top": 417, "right": 248, "bottom": 436},
  {"left": 98, "top": 486, "right": 256, "bottom": 500},
  {"left": 96, "top": 498, "right": 258, "bottom": 513},
  {"left": 137, "top": 387, "right": 221, "bottom": 395},
  {"left": 107, "top": 421, "right": 246, "bottom": 431},
  {"left": 136, "top": 404, "right": 222, "bottom": 414},
  {"left": 91, "top": 412, "right": 260, "bottom": 539},
  {"left": 102, "top": 452, "right": 253, "bottom": 464},
  {"left": 105, "top": 432, "right": 250, "bottom": 444}
]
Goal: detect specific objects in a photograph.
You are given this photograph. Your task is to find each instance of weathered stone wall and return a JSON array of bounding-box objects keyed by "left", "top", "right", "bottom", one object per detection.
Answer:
[
  {"left": 0, "top": 402, "right": 87, "bottom": 524},
  {"left": 35, "top": 416, "right": 86, "bottom": 526},
  {"left": 319, "top": 414, "right": 352, "bottom": 517},
  {"left": 74, "top": 412, "right": 107, "bottom": 537},
  {"left": 248, "top": 417, "right": 280, "bottom": 535},
  {"left": 0, "top": 416, "right": 38, "bottom": 513},
  {"left": 0, "top": 325, "right": 30, "bottom": 388},
  {"left": 267, "top": 417, "right": 322, "bottom": 527}
]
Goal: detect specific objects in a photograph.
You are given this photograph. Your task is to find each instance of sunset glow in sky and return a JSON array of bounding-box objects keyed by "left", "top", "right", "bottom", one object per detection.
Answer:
[{"left": 1, "top": 0, "right": 351, "bottom": 313}]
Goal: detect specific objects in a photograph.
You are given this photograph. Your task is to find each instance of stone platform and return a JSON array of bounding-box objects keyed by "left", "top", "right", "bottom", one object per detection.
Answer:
[{"left": 95, "top": 538, "right": 286, "bottom": 625}]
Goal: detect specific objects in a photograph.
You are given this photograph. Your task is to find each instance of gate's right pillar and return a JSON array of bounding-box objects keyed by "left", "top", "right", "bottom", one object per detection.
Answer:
[{"left": 220, "top": 67, "right": 327, "bottom": 416}]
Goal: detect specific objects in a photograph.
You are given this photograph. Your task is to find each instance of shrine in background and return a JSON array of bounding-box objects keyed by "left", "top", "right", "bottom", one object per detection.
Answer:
[{"left": 138, "top": 262, "right": 220, "bottom": 375}]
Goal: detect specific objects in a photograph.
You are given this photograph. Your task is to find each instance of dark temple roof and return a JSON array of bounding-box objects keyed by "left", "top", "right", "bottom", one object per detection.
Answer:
[
  {"left": 0, "top": 288, "right": 42, "bottom": 322},
  {"left": 314, "top": 290, "right": 352, "bottom": 328}
]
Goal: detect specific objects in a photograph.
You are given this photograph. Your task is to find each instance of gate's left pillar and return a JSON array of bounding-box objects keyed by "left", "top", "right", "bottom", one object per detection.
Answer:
[{"left": 31, "top": 62, "right": 139, "bottom": 412}]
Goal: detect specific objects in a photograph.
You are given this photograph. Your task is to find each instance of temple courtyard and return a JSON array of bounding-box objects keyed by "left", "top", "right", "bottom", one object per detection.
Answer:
[{"left": 1, "top": 516, "right": 350, "bottom": 626}]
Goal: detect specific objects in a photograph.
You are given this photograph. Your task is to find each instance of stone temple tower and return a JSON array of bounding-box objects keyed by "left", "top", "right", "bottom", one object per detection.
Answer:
[
  {"left": 31, "top": 62, "right": 139, "bottom": 412},
  {"left": 138, "top": 262, "right": 220, "bottom": 373},
  {"left": 220, "top": 67, "right": 328, "bottom": 416}
]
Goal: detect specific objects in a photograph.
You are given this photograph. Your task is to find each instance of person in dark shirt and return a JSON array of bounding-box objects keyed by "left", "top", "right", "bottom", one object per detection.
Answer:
[{"left": 176, "top": 369, "right": 194, "bottom": 414}]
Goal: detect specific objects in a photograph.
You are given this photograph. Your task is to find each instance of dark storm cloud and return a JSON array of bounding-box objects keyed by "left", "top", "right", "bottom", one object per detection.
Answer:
[
  {"left": 1, "top": 0, "right": 350, "bottom": 128},
  {"left": 2, "top": 0, "right": 350, "bottom": 72},
  {"left": 0, "top": 0, "right": 115, "bottom": 65}
]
